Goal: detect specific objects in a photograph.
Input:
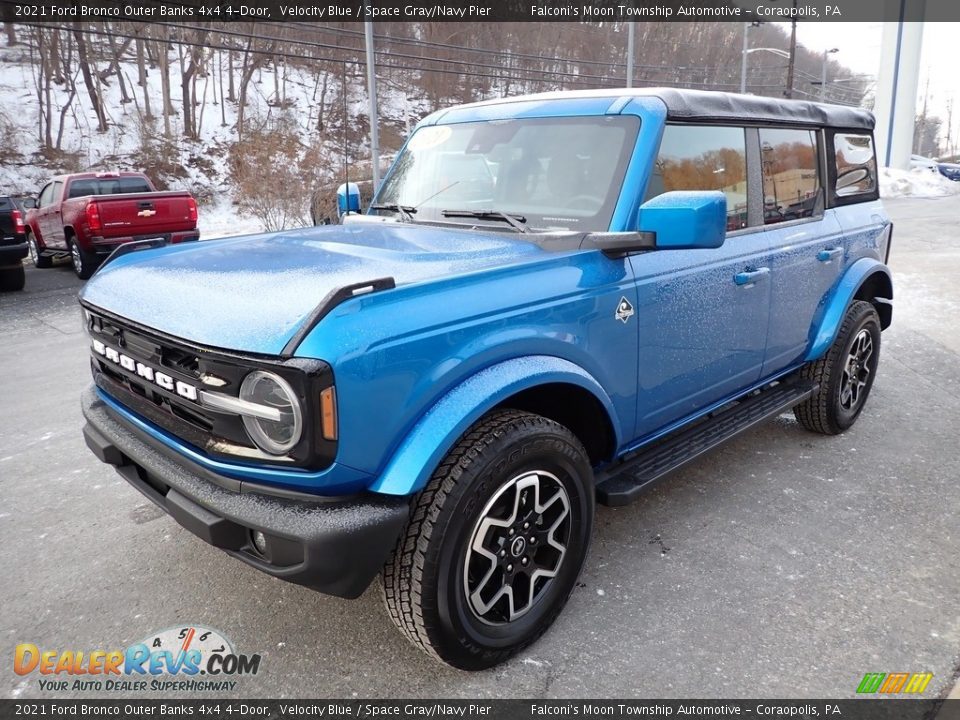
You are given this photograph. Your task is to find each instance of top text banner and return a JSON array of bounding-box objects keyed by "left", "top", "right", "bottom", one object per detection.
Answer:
[{"left": 0, "top": 0, "right": 955, "bottom": 22}]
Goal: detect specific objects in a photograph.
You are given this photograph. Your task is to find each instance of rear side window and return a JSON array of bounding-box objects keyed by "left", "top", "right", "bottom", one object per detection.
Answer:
[
  {"left": 833, "top": 133, "right": 878, "bottom": 199},
  {"left": 0, "top": 197, "right": 11, "bottom": 211},
  {"left": 68, "top": 177, "right": 152, "bottom": 199},
  {"left": 758, "top": 128, "right": 820, "bottom": 225},
  {"left": 647, "top": 125, "right": 749, "bottom": 231}
]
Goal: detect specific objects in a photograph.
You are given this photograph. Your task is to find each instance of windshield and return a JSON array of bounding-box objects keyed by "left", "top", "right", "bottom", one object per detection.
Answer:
[{"left": 373, "top": 116, "right": 640, "bottom": 232}]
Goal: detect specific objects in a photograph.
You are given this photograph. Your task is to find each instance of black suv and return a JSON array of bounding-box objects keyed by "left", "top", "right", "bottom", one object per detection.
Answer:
[{"left": 0, "top": 195, "right": 28, "bottom": 291}]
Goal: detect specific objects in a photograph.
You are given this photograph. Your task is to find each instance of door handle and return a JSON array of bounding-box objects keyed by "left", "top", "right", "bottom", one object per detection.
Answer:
[
  {"left": 734, "top": 267, "right": 770, "bottom": 286},
  {"left": 817, "top": 247, "right": 843, "bottom": 262}
]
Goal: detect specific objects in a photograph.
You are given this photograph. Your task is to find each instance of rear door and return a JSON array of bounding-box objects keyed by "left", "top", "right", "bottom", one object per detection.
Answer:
[
  {"left": 758, "top": 128, "right": 845, "bottom": 376},
  {"left": 632, "top": 124, "right": 776, "bottom": 438}
]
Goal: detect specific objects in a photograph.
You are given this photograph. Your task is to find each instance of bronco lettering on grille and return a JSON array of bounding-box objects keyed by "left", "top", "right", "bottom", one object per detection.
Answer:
[{"left": 92, "top": 339, "right": 199, "bottom": 401}]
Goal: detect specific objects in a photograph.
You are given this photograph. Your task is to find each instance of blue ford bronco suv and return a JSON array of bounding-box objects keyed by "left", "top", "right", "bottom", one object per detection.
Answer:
[{"left": 80, "top": 89, "right": 891, "bottom": 669}]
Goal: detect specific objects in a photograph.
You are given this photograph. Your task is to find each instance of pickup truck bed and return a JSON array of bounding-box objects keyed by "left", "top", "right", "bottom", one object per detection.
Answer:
[{"left": 26, "top": 172, "right": 198, "bottom": 279}]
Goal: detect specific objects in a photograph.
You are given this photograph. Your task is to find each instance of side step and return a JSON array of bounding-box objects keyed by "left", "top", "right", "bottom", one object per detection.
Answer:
[{"left": 595, "top": 379, "right": 818, "bottom": 507}]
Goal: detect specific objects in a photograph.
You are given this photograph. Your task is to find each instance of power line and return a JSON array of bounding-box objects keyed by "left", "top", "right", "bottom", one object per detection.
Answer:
[{"left": 17, "top": 22, "right": 622, "bottom": 89}]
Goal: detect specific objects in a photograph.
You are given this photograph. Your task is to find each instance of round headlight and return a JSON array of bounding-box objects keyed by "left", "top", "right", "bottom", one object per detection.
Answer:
[{"left": 239, "top": 371, "right": 303, "bottom": 455}]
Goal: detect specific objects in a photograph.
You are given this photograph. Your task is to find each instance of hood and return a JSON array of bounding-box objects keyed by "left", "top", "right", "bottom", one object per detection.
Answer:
[{"left": 79, "top": 223, "right": 545, "bottom": 355}]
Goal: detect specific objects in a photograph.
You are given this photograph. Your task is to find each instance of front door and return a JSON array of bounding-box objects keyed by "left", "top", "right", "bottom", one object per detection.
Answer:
[{"left": 631, "top": 124, "right": 774, "bottom": 440}]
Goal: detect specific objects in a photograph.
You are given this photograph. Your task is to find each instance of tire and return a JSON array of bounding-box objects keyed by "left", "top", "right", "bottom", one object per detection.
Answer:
[
  {"left": 382, "top": 409, "right": 594, "bottom": 670},
  {"left": 27, "top": 233, "right": 52, "bottom": 269},
  {"left": 794, "top": 300, "right": 881, "bottom": 435},
  {"left": 0, "top": 264, "right": 25, "bottom": 292},
  {"left": 68, "top": 236, "right": 98, "bottom": 280}
]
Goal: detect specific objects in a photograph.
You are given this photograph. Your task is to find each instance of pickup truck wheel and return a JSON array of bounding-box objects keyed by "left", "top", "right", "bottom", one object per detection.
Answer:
[
  {"left": 794, "top": 300, "right": 881, "bottom": 435},
  {"left": 0, "top": 264, "right": 25, "bottom": 291},
  {"left": 381, "top": 409, "right": 594, "bottom": 670},
  {"left": 27, "top": 233, "right": 52, "bottom": 269},
  {"left": 68, "top": 237, "right": 98, "bottom": 280}
]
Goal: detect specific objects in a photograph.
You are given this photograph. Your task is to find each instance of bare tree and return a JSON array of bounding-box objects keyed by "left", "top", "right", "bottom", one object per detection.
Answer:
[
  {"left": 105, "top": 30, "right": 132, "bottom": 104},
  {"left": 55, "top": 31, "right": 78, "bottom": 151},
  {"left": 72, "top": 23, "right": 108, "bottom": 132},
  {"left": 179, "top": 27, "right": 208, "bottom": 139},
  {"left": 236, "top": 29, "right": 274, "bottom": 140},
  {"left": 2, "top": 3, "right": 16, "bottom": 47},
  {"left": 134, "top": 32, "right": 152, "bottom": 118}
]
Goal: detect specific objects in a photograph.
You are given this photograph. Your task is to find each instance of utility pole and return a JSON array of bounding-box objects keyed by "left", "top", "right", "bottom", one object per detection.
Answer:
[
  {"left": 946, "top": 99, "right": 954, "bottom": 157},
  {"left": 626, "top": 22, "right": 634, "bottom": 88},
  {"left": 363, "top": 7, "right": 380, "bottom": 191},
  {"left": 915, "top": 74, "right": 930, "bottom": 155},
  {"left": 820, "top": 47, "right": 839, "bottom": 101},
  {"left": 740, "top": 23, "right": 749, "bottom": 93},
  {"left": 784, "top": 1, "right": 798, "bottom": 98}
]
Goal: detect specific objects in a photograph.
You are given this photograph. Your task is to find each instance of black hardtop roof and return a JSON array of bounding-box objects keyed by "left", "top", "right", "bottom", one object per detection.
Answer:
[{"left": 461, "top": 87, "right": 875, "bottom": 131}]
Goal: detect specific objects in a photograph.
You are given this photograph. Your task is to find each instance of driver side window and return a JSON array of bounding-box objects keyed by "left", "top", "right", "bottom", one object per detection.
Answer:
[
  {"left": 647, "top": 124, "right": 749, "bottom": 232},
  {"left": 37, "top": 183, "right": 54, "bottom": 208}
]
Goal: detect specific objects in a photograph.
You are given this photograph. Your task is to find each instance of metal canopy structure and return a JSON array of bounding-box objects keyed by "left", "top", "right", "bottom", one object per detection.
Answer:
[{"left": 874, "top": 0, "right": 927, "bottom": 168}]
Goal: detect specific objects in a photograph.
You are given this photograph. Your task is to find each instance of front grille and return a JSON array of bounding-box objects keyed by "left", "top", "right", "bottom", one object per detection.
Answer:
[
  {"left": 83, "top": 305, "right": 338, "bottom": 470},
  {"left": 87, "top": 311, "right": 254, "bottom": 458}
]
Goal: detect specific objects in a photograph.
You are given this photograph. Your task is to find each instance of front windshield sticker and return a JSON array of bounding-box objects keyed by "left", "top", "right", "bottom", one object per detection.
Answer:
[{"left": 407, "top": 126, "right": 453, "bottom": 152}]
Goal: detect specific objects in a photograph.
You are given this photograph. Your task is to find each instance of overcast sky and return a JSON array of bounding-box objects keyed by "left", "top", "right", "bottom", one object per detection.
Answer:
[{"left": 783, "top": 22, "right": 958, "bottom": 154}]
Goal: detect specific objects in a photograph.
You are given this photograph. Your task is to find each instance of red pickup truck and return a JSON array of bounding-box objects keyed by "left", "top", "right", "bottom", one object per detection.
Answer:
[{"left": 25, "top": 172, "right": 199, "bottom": 279}]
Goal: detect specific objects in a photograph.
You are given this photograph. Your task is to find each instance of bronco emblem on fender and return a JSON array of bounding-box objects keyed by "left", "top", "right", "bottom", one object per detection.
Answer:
[{"left": 615, "top": 297, "right": 635, "bottom": 323}]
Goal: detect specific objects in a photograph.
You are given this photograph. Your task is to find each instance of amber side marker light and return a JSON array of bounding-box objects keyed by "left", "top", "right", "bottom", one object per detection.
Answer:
[{"left": 320, "top": 387, "right": 338, "bottom": 440}]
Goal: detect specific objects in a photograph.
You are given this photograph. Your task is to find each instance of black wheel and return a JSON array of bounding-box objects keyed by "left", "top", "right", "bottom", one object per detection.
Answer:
[
  {"left": 0, "top": 264, "right": 25, "bottom": 291},
  {"left": 27, "top": 233, "right": 52, "bottom": 269},
  {"left": 794, "top": 300, "right": 881, "bottom": 435},
  {"left": 68, "top": 237, "right": 98, "bottom": 280},
  {"left": 382, "top": 409, "right": 594, "bottom": 670}
]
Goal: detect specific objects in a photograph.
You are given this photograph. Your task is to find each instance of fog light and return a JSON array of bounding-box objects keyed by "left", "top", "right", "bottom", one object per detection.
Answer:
[{"left": 251, "top": 530, "right": 268, "bottom": 555}]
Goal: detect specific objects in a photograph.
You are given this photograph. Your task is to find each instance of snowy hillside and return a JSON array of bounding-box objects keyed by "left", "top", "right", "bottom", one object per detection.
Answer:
[{"left": 0, "top": 28, "right": 421, "bottom": 236}]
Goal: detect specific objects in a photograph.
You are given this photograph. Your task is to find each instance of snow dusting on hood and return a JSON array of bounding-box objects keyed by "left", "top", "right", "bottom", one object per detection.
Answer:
[{"left": 79, "top": 223, "right": 545, "bottom": 355}]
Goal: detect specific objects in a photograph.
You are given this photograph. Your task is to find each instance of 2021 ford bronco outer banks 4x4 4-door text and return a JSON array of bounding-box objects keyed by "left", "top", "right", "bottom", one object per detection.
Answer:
[{"left": 80, "top": 89, "right": 892, "bottom": 669}]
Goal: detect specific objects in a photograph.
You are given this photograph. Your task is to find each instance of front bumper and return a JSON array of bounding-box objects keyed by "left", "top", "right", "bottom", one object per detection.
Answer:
[{"left": 81, "top": 385, "right": 409, "bottom": 598}]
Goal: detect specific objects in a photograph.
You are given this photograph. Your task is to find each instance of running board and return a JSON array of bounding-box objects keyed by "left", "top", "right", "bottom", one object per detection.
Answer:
[{"left": 595, "top": 379, "right": 819, "bottom": 507}]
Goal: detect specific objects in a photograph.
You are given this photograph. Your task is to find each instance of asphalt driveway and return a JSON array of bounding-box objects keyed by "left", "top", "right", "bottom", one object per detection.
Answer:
[{"left": 2, "top": 196, "right": 958, "bottom": 699}]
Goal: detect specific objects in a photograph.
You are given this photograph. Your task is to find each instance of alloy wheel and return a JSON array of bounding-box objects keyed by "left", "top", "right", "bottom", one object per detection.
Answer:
[
  {"left": 840, "top": 328, "right": 874, "bottom": 411},
  {"left": 463, "top": 470, "right": 571, "bottom": 625}
]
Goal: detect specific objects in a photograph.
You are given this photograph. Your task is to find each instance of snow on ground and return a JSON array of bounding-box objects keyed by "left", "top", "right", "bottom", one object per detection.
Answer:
[
  {"left": 880, "top": 166, "right": 960, "bottom": 199},
  {"left": 199, "top": 200, "right": 264, "bottom": 240}
]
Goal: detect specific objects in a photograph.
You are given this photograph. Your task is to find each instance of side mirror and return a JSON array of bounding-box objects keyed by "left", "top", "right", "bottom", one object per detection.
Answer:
[
  {"left": 638, "top": 190, "right": 727, "bottom": 250},
  {"left": 22, "top": 197, "right": 37, "bottom": 210},
  {"left": 336, "top": 182, "right": 361, "bottom": 220}
]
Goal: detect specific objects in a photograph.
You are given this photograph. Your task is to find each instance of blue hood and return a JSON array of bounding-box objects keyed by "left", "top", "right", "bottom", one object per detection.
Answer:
[{"left": 79, "top": 224, "right": 545, "bottom": 355}]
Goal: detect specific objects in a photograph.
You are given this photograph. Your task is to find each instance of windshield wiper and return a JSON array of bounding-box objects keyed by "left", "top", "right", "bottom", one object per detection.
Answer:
[
  {"left": 440, "top": 209, "right": 529, "bottom": 233},
  {"left": 369, "top": 203, "right": 417, "bottom": 222}
]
